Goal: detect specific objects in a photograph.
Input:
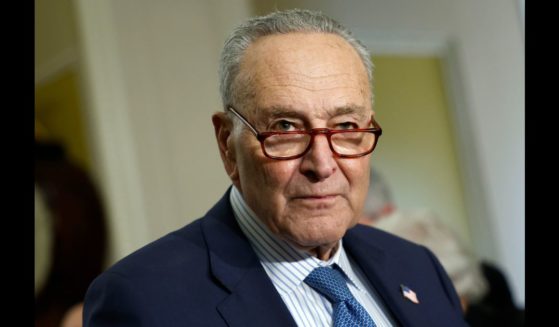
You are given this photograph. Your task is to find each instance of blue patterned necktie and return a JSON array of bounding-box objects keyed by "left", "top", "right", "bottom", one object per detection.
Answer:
[{"left": 305, "top": 266, "right": 377, "bottom": 327}]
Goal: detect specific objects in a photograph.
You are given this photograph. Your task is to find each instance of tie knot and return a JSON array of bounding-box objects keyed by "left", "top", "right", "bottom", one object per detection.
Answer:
[{"left": 304, "top": 266, "right": 353, "bottom": 303}]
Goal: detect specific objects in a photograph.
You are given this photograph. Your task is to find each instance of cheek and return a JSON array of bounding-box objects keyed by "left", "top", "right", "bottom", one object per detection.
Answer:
[
  {"left": 239, "top": 156, "right": 301, "bottom": 222},
  {"left": 258, "top": 160, "right": 300, "bottom": 194},
  {"left": 236, "top": 138, "right": 262, "bottom": 175},
  {"left": 237, "top": 143, "right": 299, "bottom": 193},
  {"left": 343, "top": 158, "right": 371, "bottom": 200}
]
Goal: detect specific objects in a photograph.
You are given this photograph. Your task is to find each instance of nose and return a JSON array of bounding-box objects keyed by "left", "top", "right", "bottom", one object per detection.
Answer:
[{"left": 299, "top": 133, "right": 337, "bottom": 181}]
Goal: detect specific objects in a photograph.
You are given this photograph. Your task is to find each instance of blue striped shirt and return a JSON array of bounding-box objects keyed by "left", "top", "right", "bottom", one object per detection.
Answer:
[{"left": 230, "top": 186, "right": 396, "bottom": 327}]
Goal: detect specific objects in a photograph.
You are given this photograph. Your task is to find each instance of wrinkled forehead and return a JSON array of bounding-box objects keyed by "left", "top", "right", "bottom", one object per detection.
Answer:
[{"left": 234, "top": 32, "right": 372, "bottom": 117}]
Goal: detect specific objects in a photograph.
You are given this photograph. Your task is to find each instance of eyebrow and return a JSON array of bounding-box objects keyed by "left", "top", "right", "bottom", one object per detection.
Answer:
[{"left": 264, "top": 104, "right": 369, "bottom": 121}]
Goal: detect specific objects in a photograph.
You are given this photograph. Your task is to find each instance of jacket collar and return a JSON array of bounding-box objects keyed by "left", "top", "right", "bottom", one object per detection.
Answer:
[
  {"left": 344, "top": 225, "right": 451, "bottom": 327},
  {"left": 201, "top": 188, "right": 297, "bottom": 327}
]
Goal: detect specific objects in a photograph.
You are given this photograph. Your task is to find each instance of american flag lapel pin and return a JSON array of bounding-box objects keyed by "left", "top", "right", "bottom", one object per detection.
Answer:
[{"left": 400, "top": 284, "right": 419, "bottom": 304}]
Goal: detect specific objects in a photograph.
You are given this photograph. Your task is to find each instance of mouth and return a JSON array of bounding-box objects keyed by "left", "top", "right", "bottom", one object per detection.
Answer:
[
  {"left": 292, "top": 194, "right": 340, "bottom": 202},
  {"left": 297, "top": 194, "right": 337, "bottom": 199}
]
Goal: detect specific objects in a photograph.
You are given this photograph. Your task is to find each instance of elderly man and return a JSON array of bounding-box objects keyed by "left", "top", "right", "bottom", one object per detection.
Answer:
[{"left": 84, "top": 9, "right": 467, "bottom": 327}]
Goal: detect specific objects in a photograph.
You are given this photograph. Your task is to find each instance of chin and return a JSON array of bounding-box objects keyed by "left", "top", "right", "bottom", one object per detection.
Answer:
[
  {"left": 290, "top": 223, "right": 348, "bottom": 248},
  {"left": 278, "top": 209, "right": 357, "bottom": 244}
]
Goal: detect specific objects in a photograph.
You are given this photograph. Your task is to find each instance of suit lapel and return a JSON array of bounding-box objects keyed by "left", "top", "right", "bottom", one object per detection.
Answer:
[
  {"left": 344, "top": 226, "right": 432, "bottom": 327},
  {"left": 201, "top": 190, "right": 297, "bottom": 327}
]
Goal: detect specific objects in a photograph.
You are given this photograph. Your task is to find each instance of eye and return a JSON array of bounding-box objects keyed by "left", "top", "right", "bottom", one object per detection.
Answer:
[
  {"left": 272, "top": 120, "right": 297, "bottom": 132},
  {"left": 335, "top": 122, "right": 359, "bottom": 130}
]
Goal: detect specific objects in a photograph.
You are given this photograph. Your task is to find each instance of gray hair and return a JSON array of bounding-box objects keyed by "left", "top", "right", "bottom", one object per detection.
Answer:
[
  {"left": 218, "top": 9, "right": 374, "bottom": 109},
  {"left": 363, "top": 167, "right": 394, "bottom": 217}
]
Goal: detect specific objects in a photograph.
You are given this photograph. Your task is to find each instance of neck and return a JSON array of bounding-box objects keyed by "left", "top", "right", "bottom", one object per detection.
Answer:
[{"left": 304, "top": 242, "right": 339, "bottom": 261}]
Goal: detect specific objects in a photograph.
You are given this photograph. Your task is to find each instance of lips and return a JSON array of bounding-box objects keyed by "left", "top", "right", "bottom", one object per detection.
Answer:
[
  {"left": 292, "top": 194, "right": 340, "bottom": 201},
  {"left": 296, "top": 194, "right": 337, "bottom": 199},
  {"left": 289, "top": 186, "right": 344, "bottom": 202}
]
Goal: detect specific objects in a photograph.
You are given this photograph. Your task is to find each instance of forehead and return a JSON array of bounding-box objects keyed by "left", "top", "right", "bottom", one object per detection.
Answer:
[{"left": 237, "top": 32, "right": 371, "bottom": 118}]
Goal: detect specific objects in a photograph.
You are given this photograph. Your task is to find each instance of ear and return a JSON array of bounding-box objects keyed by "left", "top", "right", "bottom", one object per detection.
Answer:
[{"left": 212, "top": 112, "right": 240, "bottom": 184}]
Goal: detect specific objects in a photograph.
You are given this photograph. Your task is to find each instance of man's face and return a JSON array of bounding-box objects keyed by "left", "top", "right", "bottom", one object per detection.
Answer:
[{"left": 215, "top": 32, "right": 373, "bottom": 256}]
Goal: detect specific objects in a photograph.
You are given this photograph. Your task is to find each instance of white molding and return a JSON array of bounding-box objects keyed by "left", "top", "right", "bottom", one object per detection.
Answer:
[
  {"left": 517, "top": 0, "right": 524, "bottom": 30},
  {"left": 438, "top": 42, "right": 498, "bottom": 261},
  {"left": 74, "top": 0, "right": 150, "bottom": 264},
  {"left": 35, "top": 47, "right": 78, "bottom": 85}
]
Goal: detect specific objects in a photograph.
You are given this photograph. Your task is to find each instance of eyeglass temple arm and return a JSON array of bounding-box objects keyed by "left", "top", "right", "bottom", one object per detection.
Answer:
[{"left": 228, "top": 107, "right": 259, "bottom": 136}]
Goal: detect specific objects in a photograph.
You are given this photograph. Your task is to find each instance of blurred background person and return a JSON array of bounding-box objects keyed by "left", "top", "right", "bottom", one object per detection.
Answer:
[
  {"left": 360, "top": 167, "right": 525, "bottom": 326},
  {"left": 360, "top": 167, "right": 396, "bottom": 225},
  {"left": 60, "top": 303, "right": 84, "bottom": 327},
  {"left": 35, "top": 140, "right": 107, "bottom": 327}
]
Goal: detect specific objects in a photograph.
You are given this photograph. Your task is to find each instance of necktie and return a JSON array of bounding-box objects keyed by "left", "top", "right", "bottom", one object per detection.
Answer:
[{"left": 305, "top": 266, "right": 377, "bottom": 327}]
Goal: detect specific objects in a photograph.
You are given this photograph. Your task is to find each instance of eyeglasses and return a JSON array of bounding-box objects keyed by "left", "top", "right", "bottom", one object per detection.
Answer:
[{"left": 227, "top": 106, "right": 382, "bottom": 160}]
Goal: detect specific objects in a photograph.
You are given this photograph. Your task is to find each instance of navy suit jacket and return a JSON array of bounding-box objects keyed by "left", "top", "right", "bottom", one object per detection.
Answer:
[{"left": 84, "top": 189, "right": 467, "bottom": 326}]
